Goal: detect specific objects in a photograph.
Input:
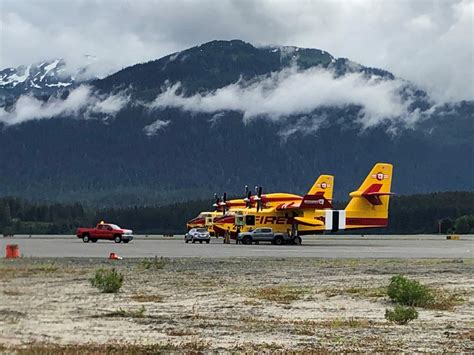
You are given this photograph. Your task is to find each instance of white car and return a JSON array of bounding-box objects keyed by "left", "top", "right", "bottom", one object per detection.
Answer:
[{"left": 185, "top": 228, "right": 211, "bottom": 244}]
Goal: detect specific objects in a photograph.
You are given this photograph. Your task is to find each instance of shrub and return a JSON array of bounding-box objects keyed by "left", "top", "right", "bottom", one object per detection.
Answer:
[
  {"left": 90, "top": 268, "right": 123, "bottom": 293},
  {"left": 385, "top": 305, "right": 418, "bottom": 325},
  {"left": 387, "top": 275, "right": 434, "bottom": 307}
]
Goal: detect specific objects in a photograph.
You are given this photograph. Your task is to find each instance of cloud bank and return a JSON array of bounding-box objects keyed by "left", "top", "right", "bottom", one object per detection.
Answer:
[
  {"left": 2, "top": 0, "right": 472, "bottom": 102},
  {"left": 151, "top": 66, "right": 429, "bottom": 131},
  {"left": 0, "top": 86, "right": 128, "bottom": 125}
]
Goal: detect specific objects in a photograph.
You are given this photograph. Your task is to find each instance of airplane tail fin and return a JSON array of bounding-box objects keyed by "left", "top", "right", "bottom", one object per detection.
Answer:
[
  {"left": 300, "top": 174, "right": 334, "bottom": 209},
  {"left": 344, "top": 163, "right": 393, "bottom": 223}
]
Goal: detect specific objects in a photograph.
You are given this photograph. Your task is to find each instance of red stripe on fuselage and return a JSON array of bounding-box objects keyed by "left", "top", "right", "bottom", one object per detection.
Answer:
[
  {"left": 213, "top": 215, "right": 235, "bottom": 224},
  {"left": 187, "top": 217, "right": 205, "bottom": 225},
  {"left": 346, "top": 218, "right": 388, "bottom": 226}
]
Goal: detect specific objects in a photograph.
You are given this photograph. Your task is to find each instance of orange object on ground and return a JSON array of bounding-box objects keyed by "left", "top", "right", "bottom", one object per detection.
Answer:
[
  {"left": 109, "top": 252, "right": 122, "bottom": 260},
  {"left": 5, "top": 244, "right": 20, "bottom": 259}
]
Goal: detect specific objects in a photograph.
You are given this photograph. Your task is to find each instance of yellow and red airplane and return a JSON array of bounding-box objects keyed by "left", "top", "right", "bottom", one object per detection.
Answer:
[
  {"left": 186, "top": 175, "right": 334, "bottom": 233},
  {"left": 212, "top": 163, "right": 393, "bottom": 242}
]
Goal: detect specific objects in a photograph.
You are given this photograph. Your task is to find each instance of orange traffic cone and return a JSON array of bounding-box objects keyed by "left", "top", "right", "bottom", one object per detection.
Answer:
[{"left": 109, "top": 252, "right": 122, "bottom": 260}]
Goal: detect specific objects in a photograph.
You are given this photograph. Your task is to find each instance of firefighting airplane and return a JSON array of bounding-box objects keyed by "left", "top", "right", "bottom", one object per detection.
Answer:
[
  {"left": 186, "top": 175, "right": 334, "bottom": 233},
  {"left": 211, "top": 163, "right": 393, "bottom": 243}
]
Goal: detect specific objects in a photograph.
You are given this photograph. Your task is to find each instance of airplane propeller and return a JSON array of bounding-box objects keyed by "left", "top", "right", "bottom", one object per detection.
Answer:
[
  {"left": 220, "top": 192, "right": 227, "bottom": 215},
  {"left": 254, "top": 186, "right": 263, "bottom": 211},
  {"left": 243, "top": 185, "right": 252, "bottom": 208},
  {"left": 212, "top": 193, "right": 220, "bottom": 211}
]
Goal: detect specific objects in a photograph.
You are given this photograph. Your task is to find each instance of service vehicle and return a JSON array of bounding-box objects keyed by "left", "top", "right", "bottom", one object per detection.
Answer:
[
  {"left": 237, "top": 227, "right": 291, "bottom": 245},
  {"left": 76, "top": 222, "right": 134, "bottom": 243},
  {"left": 185, "top": 228, "right": 211, "bottom": 244}
]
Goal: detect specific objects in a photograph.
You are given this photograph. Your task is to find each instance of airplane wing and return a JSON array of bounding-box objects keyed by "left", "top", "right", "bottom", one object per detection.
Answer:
[{"left": 294, "top": 217, "right": 324, "bottom": 226}]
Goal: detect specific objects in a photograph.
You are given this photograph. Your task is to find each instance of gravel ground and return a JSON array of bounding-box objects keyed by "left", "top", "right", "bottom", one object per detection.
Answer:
[{"left": 0, "top": 257, "right": 473, "bottom": 353}]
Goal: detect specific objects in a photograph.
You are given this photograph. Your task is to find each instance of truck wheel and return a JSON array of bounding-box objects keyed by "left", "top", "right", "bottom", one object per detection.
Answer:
[
  {"left": 293, "top": 236, "right": 302, "bottom": 245},
  {"left": 206, "top": 240, "right": 210, "bottom": 244},
  {"left": 192, "top": 239, "right": 195, "bottom": 243},
  {"left": 242, "top": 236, "right": 252, "bottom": 245},
  {"left": 91, "top": 238, "right": 97, "bottom": 243},
  {"left": 185, "top": 240, "right": 189, "bottom": 243},
  {"left": 199, "top": 240, "right": 202, "bottom": 244},
  {"left": 123, "top": 240, "right": 129, "bottom": 244},
  {"left": 274, "top": 235, "right": 284, "bottom": 245},
  {"left": 82, "top": 235, "right": 90, "bottom": 243},
  {"left": 114, "top": 235, "right": 122, "bottom": 243}
]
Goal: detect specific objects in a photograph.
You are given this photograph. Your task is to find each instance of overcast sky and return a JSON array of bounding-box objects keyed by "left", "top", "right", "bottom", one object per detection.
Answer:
[{"left": 1, "top": 0, "right": 472, "bottom": 102}]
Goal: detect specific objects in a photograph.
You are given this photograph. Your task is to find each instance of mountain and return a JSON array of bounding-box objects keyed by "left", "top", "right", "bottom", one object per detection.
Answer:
[
  {"left": 0, "top": 40, "right": 472, "bottom": 205},
  {"left": 0, "top": 57, "right": 96, "bottom": 105}
]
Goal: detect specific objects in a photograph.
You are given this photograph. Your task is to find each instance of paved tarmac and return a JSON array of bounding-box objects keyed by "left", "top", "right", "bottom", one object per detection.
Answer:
[{"left": 1, "top": 235, "right": 472, "bottom": 259}]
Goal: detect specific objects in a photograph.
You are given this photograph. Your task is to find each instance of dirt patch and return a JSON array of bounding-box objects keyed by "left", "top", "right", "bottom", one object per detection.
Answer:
[{"left": 0, "top": 257, "right": 472, "bottom": 352}]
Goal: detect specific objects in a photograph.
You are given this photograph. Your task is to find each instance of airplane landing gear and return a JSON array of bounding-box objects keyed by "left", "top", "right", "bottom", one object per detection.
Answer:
[{"left": 292, "top": 236, "right": 302, "bottom": 245}]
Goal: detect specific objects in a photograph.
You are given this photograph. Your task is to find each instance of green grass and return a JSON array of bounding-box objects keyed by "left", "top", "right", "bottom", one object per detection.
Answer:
[
  {"left": 0, "top": 339, "right": 211, "bottom": 354},
  {"left": 324, "top": 286, "right": 386, "bottom": 298},
  {"left": 249, "top": 285, "right": 306, "bottom": 304},
  {"left": 138, "top": 256, "right": 167, "bottom": 270},
  {"left": 427, "top": 289, "right": 464, "bottom": 311},
  {"left": 0, "top": 262, "right": 60, "bottom": 280}
]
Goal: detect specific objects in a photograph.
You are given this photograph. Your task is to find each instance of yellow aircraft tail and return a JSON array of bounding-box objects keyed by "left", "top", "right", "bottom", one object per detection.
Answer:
[
  {"left": 343, "top": 163, "right": 394, "bottom": 228},
  {"left": 307, "top": 175, "right": 334, "bottom": 200},
  {"left": 299, "top": 175, "right": 334, "bottom": 209}
]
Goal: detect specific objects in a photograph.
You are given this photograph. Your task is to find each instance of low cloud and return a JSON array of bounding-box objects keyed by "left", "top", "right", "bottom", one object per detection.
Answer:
[
  {"left": 0, "top": 86, "right": 129, "bottom": 125},
  {"left": 151, "top": 66, "right": 431, "bottom": 132},
  {"left": 278, "top": 114, "right": 327, "bottom": 140},
  {"left": 143, "top": 119, "right": 170, "bottom": 136}
]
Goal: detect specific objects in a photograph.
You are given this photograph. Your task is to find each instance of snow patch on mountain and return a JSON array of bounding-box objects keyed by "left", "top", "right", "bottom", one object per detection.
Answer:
[
  {"left": 0, "top": 57, "right": 101, "bottom": 103},
  {"left": 0, "top": 65, "right": 31, "bottom": 86}
]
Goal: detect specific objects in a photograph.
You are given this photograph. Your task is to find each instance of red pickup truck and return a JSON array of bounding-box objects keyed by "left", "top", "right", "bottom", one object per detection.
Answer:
[{"left": 76, "top": 222, "right": 134, "bottom": 243}]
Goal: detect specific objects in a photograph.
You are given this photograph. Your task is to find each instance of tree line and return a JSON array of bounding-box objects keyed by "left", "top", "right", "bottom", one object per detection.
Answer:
[{"left": 0, "top": 191, "right": 473, "bottom": 235}]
